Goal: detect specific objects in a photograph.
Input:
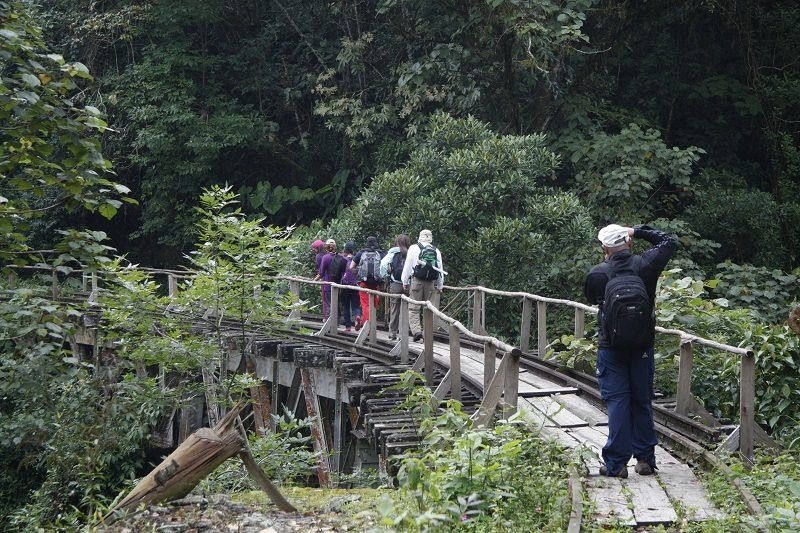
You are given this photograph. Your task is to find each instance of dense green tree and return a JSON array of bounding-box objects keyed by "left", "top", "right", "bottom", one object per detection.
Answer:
[{"left": 324, "top": 113, "right": 596, "bottom": 299}]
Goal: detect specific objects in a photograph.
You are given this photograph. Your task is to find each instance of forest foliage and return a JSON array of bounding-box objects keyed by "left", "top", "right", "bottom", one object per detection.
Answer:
[
  {"left": 19, "top": 0, "right": 800, "bottom": 271},
  {"left": 2, "top": 0, "right": 800, "bottom": 530}
]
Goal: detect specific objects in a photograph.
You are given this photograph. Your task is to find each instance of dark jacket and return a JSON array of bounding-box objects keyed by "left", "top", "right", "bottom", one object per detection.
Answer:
[{"left": 584, "top": 225, "right": 677, "bottom": 348}]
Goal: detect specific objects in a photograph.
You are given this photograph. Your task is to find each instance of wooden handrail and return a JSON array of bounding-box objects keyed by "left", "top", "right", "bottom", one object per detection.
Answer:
[{"left": 8, "top": 266, "right": 758, "bottom": 454}]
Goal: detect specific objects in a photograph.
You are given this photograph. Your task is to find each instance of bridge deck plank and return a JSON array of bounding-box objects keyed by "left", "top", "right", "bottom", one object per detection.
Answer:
[{"left": 346, "top": 323, "right": 722, "bottom": 525}]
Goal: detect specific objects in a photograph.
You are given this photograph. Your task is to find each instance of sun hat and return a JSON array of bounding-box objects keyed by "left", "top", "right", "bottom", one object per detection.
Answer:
[
  {"left": 418, "top": 229, "right": 433, "bottom": 245},
  {"left": 325, "top": 238, "right": 336, "bottom": 246},
  {"left": 597, "top": 224, "right": 629, "bottom": 247}
]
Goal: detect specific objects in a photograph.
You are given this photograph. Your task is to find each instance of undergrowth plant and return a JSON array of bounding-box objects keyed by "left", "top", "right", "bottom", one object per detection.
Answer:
[
  {"left": 379, "top": 371, "right": 572, "bottom": 531},
  {"left": 3, "top": 187, "right": 299, "bottom": 528},
  {"left": 200, "top": 408, "right": 318, "bottom": 493}
]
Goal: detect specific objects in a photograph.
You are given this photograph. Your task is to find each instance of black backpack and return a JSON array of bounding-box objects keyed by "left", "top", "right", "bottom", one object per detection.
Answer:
[
  {"left": 412, "top": 244, "right": 439, "bottom": 281},
  {"left": 326, "top": 253, "right": 347, "bottom": 282},
  {"left": 389, "top": 251, "right": 406, "bottom": 282},
  {"left": 599, "top": 257, "right": 655, "bottom": 350}
]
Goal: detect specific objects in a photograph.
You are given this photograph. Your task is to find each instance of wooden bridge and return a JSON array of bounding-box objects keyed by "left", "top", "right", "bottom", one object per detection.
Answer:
[{"left": 6, "top": 266, "right": 774, "bottom": 528}]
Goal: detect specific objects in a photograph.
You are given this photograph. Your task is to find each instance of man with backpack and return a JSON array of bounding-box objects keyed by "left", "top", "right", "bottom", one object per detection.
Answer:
[
  {"left": 315, "top": 239, "right": 346, "bottom": 321},
  {"left": 349, "top": 236, "right": 384, "bottom": 329},
  {"left": 584, "top": 224, "right": 677, "bottom": 478},
  {"left": 402, "top": 229, "right": 445, "bottom": 342}
]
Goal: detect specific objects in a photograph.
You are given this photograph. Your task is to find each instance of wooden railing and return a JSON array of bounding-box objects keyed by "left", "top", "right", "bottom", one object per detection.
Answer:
[
  {"left": 280, "top": 276, "right": 521, "bottom": 427},
  {"left": 445, "top": 284, "right": 758, "bottom": 459},
  {"left": 3, "top": 265, "right": 758, "bottom": 453}
]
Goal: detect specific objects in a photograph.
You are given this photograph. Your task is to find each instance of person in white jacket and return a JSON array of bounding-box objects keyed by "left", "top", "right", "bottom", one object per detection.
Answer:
[{"left": 401, "top": 229, "right": 445, "bottom": 342}]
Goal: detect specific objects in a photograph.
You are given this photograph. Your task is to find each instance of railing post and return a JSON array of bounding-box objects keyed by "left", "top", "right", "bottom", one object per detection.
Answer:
[
  {"left": 675, "top": 340, "right": 694, "bottom": 416},
  {"left": 289, "top": 280, "right": 300, "bottom": 318},
  {"left": 8, "top": 271, "right": 17, "bottom": 290},
  {"left": 520, "top": 297, "right": 532, "bottom": 352},
  {"left": 423, "top": 307, "right": 434, "bottom": 387},
  {"left": 88, "top": 272, "right": 98, "bottom": 303},
  {"left": 51, "top": 269, "right": 59, "bottom": 300},
  {"left": 472, "top": 288, "right": 484, "bottom": 335},
  {"left": 740, "top": 352, "right": 755, "bottom": 466},
  {"left": 483, "top": 341, "right": 496, "bottom": 393},
  {"left": 168, "top": 274, "right": 178, "bottom": 298},
  {"left": 504, "top": 349, "right": 521, "bottom": 418},
  {"left": 449, "top": 324, "right": 461, "bottom": 403},
  {"left": 400, "top": 298, "right": 410, "bottom": 364},
  {"left": 537, "top": 301, "right": 547, "bottom": 357},
  {"left": 82, "top": 272, "right": 89, "bottom": 292},
  {"left": 574, "top": 308, "right": 585, "bottom": 340},
  {"left": 289, "top": 280, "right": 300, "bottom": 299},
  {"left": 330, "top": 286, "right": 339, "bottom": 337},
  {"left": 368, "top": 293, "right": 377, "bottom": 343}
]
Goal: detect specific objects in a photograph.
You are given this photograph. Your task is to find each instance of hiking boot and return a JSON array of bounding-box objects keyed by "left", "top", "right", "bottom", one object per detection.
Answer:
[
  {"left": 599, "top": 465, "right": 628, "bottom": 478},
  {"left": 389, "top": 333, "right": 397, "bottom": 340},
  {"left": 634, "top": 460, "right": 655, "bottom": 476},
  {"left": 413, "top": 332, "right": 423, "bottom": 342}
]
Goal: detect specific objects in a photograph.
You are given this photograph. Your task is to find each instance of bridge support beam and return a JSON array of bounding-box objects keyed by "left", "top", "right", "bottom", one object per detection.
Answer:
[
  {"left": 329, "top": 286, "right": 339, "bottom": 337},
  {"left": 368, "top": 295, "right": 377, "bottom": 344},
  {"left": 270, "top": 360, "right": 279, "bottom": 431},
  {"left": 423, "top": 307, "right": 434, "bottom": 387},
  {"left": 503, "top": 349, "right": 521, "bottom": 418},
  {"left": 537, "top": 301, "right": 547, "bottom": 357},
  {"left": 449, "top": 325, "right": 461, "bottom": 403},
  {"left": 472, "top": 289, "right": 484, "bottom": 335},
  {"left": 676, "top": 341, "right": 694, "bottom": 416},
  {"left": 520, "top": 297, "right": 532, "bottom": 352},
  {"left": 574, "top": 308, "right": 585, "bottom": 340},
  {"left": 333, "top": 369, "right": 343, "bottom": 476},
  {"left": 399, "top": 299, "right": 409, "bottom": 364},
  {"left": 301, "top": 368, "right": 332, "bottom": 487},
  {"left": 168, "top": 274, "right": 178, "bottom": 298},
  {"left": 739, "top": 353, "right": 755, "bottom": 466},
  {"left": 483, "top": 342, "right": 496, "bottom": 392}
]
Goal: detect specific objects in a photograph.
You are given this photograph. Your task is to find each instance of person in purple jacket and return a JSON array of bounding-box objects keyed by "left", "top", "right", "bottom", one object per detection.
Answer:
[
  {"left": 339, "top": 242, "right": 361, "bottom": 332},
  {"left": 315, "top": 239, "right": 337, "bottom": 320}
]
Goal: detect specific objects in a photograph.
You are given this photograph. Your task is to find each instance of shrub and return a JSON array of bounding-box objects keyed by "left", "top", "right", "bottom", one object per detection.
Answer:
[
  {"left": 710, "top": 261, "right": 798, "bottom": 324},
  {"left": 379, "top": 372, "right": 572, "bottom": 531},
  {"left": 684, "top": 188, "right": 789, "bottom": 267}
]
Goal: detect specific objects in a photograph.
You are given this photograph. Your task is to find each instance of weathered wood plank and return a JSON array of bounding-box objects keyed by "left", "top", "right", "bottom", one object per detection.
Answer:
[
  {"left": 676, "top": 341, "right": 694, "bottom": 416},
  {"left": 658, "top": 463, "right": 724, "bottom": 521},
  {"left": 587, "top": 476, "right": 636, "bottom": 527},
  {"left": 626, "top": 474, "right": 678, "bottom": 525},
  {"left": 301, "top": 368, "right": 332, "bottom": 488}
]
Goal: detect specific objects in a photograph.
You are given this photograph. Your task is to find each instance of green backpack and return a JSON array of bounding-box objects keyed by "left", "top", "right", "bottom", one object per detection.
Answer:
[{"left": 413, "top": 244, "right": 439, "bottom": 281}]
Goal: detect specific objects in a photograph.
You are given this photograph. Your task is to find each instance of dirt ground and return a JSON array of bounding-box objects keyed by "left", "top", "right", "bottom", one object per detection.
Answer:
[{"left": 103, "top": 487, "right": 391, "bottom": 532}]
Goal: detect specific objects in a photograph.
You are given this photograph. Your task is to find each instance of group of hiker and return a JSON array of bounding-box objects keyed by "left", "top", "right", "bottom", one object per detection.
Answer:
[
  {"left": 311, "top": 230, "right": 444, "bottom": 341},
  {"left": 312, "top": 221, "right": 678, "bottom": 482}
]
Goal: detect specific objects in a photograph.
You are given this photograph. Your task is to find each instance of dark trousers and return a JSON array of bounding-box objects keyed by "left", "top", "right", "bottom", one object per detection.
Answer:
[
  {"left": 596, "top": 346, "right": 657, "bottom": 474},
  {"left": 340, "top": 288, "right": 359, "bottom": 327}
]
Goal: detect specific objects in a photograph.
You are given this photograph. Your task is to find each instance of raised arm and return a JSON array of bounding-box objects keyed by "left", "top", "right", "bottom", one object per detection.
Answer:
[{"left": 634, "top": 224, "right": 678, "bottom": 275}]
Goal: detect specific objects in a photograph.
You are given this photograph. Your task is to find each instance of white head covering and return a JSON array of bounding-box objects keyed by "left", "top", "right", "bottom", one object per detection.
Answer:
[
  {"left": 418, "top": 229, "right": 433, "bottom": 245},
  {"left": 325, "top": 238, "right": 336, "bottom": 246},
  {"left": 597, "top": 224, "right": 629, "bottom": 247}
]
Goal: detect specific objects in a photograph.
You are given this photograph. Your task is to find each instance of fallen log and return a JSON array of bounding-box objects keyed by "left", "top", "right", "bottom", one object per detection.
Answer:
[{"left": 107, "top": 405, "right": 296, "bottom": 520}]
